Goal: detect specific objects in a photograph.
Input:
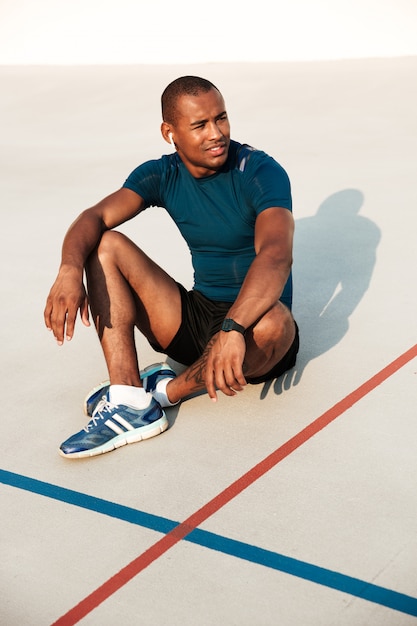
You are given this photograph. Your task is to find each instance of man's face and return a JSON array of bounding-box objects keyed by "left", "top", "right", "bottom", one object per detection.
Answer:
[{"left": 170, "top": 88, "right": 231, "bottom": 178}]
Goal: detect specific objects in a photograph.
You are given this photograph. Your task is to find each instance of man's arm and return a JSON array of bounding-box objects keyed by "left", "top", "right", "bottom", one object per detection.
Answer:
[
  {"left": 227, "top": 206, "right": 294, "bottom": 326},
  {"left": 44, "top": 187, "right": 145, "bottom": 345},
  {"left": 205, "top": 206, "right": 294, "bottom": 398}
]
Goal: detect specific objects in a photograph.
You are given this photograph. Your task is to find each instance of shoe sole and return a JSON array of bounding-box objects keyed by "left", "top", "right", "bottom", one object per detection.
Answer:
[
  {"left": 59, "top": 413, "right": 169, "bottom": 459},
  {"left": 82, "top": 364, "right": 172, "bottom": 416}
]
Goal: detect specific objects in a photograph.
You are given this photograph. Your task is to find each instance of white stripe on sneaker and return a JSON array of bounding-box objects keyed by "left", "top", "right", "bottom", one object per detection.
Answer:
[
  {"left": 112, "top": 413, "right": 135, "bottom": 431},
  {"left": 104, "top": 419, "right": 125, "bottom": 435}
]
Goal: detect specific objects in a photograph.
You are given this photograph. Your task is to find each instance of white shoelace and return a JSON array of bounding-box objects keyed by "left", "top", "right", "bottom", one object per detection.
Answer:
[{"left": 84, "top": 396, "right": 116, "bottom": 432}]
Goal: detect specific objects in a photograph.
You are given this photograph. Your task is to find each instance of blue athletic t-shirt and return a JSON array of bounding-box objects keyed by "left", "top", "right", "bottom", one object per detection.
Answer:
[{"left": 123, "top": 140, "right": 293, "bottom": 308}]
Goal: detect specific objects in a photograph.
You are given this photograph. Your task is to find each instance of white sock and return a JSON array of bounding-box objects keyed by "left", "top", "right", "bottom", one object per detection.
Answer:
[
  {"left": 152, "top": 378, "right": 179, "bottom": 408},
  {"left": 109, "top": 385, "right": 152, "bottom": 410}
]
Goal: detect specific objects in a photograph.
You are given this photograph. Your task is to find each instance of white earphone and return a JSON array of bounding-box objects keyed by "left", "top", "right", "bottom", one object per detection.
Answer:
[{"left": 168, "top": 132, "right": 175, "bottom": 148}]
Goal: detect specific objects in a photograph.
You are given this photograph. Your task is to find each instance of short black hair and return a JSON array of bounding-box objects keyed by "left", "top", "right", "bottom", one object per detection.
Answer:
[{"left": 161, "top": 76, "right": 220, "bottom": 124}]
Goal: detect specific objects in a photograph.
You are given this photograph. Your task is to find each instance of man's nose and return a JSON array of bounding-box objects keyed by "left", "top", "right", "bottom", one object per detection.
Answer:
[{"left": 206, "top": 121, "right": 223, "bottom": 140}]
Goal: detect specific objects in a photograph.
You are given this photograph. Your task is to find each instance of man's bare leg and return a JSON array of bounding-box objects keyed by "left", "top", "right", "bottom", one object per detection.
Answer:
[{"left": 86, "top": 230, "right": 182, "bottom": 387}]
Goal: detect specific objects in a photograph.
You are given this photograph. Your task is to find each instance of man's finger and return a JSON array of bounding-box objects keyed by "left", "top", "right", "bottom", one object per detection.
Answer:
[
  {"left": 205, "top": 368, "right": 218, "bottom": 401},
  {"left": 214, "top": 367, "right": 237, "bottom": 398},
  {"left": 51, "top": 306, "right": 68, "bottom": 345},
  {"left": 64, "top": 303, "right": 81, "bottom": 341},
  {"left": 80, "top": 297, "right": 91, "bottom": 328},
  {"left": 44, "top": 299, "right": 53, "bottom": 331}
]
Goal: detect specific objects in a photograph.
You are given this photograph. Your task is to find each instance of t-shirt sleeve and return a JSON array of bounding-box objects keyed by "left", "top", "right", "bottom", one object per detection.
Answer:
[
  {"left": 243, "top": 151, "right": 292, "bottom": 215},
  {"left": 123, "top": 159, "right": 163, "bottom": 208}
]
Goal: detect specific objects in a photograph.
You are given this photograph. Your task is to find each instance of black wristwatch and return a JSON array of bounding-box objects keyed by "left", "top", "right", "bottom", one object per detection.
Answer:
[{"left": 221, "top": 318, "right": 246, "bottom": 334}]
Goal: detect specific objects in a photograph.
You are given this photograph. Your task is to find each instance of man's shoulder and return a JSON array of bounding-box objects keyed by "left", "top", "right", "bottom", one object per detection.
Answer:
[
  {"left": 140, "top": 152, "right": 179, "bottom": 172},
  {"left": 228, "top": 140, "right": 292, "bottom": 210},
  {"left": 229, "top": 140, "right": 274, "bottom": 173},
  {"left": 125, "top": 153, "right": 179, "bottom": 183},
  {"left": 234, "top": 142, "right": 258, "bottom": 172}
]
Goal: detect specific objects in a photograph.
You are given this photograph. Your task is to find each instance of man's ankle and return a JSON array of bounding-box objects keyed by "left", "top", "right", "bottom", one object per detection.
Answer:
[
  {"left": 153, "top": 378, "right": 181, "bottom": 407},
  {"left": 165, "top": 379, "right": 177, "bottom": 405}
]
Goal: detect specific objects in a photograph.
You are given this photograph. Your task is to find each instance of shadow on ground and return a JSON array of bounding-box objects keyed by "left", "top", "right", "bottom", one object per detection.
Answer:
[{"left": 261, "top": 188, "right": 381, "bottom": 398}]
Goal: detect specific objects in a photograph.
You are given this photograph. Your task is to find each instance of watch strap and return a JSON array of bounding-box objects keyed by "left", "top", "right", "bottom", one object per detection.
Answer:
[{"left": 221, "top": 318, "right": 246, "bottom": 334}]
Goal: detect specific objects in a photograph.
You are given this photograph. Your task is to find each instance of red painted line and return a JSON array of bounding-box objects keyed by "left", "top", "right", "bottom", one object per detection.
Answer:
[{"left": 52, "top": 344, "right": 417, "bottom": 625}]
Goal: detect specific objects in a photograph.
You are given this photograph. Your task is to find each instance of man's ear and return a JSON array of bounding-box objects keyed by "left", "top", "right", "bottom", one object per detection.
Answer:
[{"left": 161, "top": 122, "right": 173, "bottom": 145}]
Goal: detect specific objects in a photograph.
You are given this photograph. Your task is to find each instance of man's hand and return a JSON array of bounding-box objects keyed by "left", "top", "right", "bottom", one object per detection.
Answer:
[
  {"left": 205, "top": 331, "right": 247, "bottom": 401},
  {"left": 44, "top": 266, "right": 90, "bottom": 345}
]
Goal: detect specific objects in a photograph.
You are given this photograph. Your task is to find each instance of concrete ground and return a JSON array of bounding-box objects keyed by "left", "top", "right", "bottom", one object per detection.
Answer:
[{"left": 1, "top": 57, "right": 416, "bottom": 625}]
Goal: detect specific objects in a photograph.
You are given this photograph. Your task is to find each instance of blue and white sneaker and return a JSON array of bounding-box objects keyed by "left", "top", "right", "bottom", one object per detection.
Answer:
[
  {"left": 83, "top": 363, "right": 177, "bottom": 417},
  {"left": 60, "top": 396, "right": 168, "bottom": 459}
]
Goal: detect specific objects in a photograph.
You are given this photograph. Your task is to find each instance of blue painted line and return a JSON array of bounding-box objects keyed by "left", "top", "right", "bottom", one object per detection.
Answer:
[
  {"left": 2, "top": 468, "right": 417, "bottom": 617},
  {"left": 0, "top": 468, "right": 175, "bottom": 534},
  {"left": 187, "top": 529, "right": 417, "bottom": 617}
]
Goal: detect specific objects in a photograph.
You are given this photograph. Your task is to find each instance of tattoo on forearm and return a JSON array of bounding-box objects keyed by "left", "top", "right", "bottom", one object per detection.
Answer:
[{"left": 185, "top": 337, "right": 216, "bottom": 386}]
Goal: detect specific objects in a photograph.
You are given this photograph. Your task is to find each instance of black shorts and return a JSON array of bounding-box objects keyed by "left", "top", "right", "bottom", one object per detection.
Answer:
[{"left": 150, "top": 284, "right": 299, "bottom": 384}]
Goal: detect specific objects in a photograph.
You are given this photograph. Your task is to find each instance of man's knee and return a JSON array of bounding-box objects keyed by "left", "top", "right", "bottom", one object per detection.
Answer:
[
  {"left": 244, "top": 306, "right": 297, "bottom": 382},
  {"left": 250, "top": 303, "right": 295, "bottom": 348},
  {"left": 95, "top": 230, "right": 126, "bottom": 260},
  {"left": 87, "top": 231, "right": 138, "bottom": 276}
]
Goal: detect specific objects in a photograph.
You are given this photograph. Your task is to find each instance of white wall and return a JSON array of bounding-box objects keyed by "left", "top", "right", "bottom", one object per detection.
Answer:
[{"left": 1, "top": 0, "right": 416, "bottom": 64}]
